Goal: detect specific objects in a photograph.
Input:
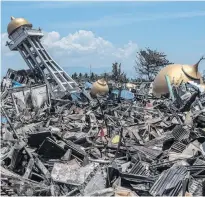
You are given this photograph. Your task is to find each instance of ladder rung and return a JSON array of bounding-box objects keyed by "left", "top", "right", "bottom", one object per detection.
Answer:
[
  {"left": 62, "top": 82, "right": 75, "bottom": 85},
  {"left": 37, "top": 48, "right": 44, "bottom": 51},
  {"left": 53, "top": 71, "right": 64, "bottom": 74}
]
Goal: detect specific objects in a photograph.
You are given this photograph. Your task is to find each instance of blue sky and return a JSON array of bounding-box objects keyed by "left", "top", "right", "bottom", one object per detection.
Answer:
[{"left": 1, "top": 1, "right": 205, "bottom": 78}]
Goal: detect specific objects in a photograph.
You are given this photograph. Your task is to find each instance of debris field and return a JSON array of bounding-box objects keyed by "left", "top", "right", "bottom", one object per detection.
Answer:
[{"left": 1, "top": 77, "right": 205, "bottom": 196}]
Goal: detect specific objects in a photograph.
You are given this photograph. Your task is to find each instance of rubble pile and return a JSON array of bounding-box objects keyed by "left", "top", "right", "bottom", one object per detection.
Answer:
[{"left": 1, "top": 77, "right": 205, "bottom": 196}]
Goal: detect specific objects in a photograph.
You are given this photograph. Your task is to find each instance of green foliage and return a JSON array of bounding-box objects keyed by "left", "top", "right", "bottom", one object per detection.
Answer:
[
  {"left": 72, "top": 72, "right": 78, "bottom": 79},
  {"left": 84, "top": 73, "right": 88, "bottom": 78},
  {"left": 112, "top": 62, "right": 127, "bottom": 83},
  {"left": 79, "top": 73, "right": 82, "bottom": 78},
  {"left": 90, "top": 72, "right": 95, "bottom": 81},
  {"left": 135, "top": 48, "right": 172, "bottom": 81}
]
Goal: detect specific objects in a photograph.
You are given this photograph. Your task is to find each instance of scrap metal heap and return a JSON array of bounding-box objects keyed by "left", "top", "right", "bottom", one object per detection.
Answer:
[
  {"left": 1, "top": 71, "right": 205, "bottom": 196},
  {"left": 1, "top": 16, "right": 205, "bottom": 197}
]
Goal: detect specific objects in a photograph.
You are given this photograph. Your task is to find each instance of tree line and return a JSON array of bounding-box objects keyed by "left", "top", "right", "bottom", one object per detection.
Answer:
[
  {"left": 72, "top": 62, "right": 129, "bottom": 83},
  {"left": 72, "top": 47, "right": 205, "bottom": 83}
]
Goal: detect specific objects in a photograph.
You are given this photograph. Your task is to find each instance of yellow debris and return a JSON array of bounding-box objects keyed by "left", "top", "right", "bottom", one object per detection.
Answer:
[{"left": 112, "top": 135, "right": 120, "bottom": 144}]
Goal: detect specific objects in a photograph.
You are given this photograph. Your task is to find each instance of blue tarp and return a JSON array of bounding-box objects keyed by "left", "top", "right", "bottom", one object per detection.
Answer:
[
  {"left": 1, "top": 116, "right": 7, "bottom": 124},
  {"left": 71, "top": 92, "right": 82, "bottom": 101},
  {"left": 112, "top": 89, "right": 134, "bottom": 100},
  {"left": 71, "top": 92, "right": 88, "bottom": 102},
  {"left": 84, "top": 82, "right": 92, "bottom": 89},
  {"left": 12, "top": 81, "right": 22, "bottom": 87}
]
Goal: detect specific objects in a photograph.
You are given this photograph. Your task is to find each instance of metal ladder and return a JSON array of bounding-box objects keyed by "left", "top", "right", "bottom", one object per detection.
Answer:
[{"left": 23, "top": 36, "right": 79, "bottom": 93}]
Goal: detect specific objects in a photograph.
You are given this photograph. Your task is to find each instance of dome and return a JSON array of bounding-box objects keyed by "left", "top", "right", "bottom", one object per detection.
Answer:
[
  {"left": 182, "top": 64, "right": 201, "bottom": 79},
  {"left": 7, "top": 16, "right": 32, "bottom": 35},
  {"left": 153, "top": 63, "right": 203, "bottom": 96},
  {"left": 91, "top": 78, "right": 109, "bottom": 96}
]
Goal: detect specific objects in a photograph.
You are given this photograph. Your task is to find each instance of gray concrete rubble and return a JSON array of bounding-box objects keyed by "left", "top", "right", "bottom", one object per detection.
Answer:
[{"left": 1, "top": 72, "right": 205, "bottom": 196}]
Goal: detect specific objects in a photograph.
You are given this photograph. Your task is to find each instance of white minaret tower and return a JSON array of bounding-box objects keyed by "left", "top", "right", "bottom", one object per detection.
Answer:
[{"left": 6, "top": 16, "right": 79, "bottom": 98}]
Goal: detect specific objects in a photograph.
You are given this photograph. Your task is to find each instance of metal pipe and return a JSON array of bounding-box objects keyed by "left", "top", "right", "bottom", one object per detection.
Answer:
[
  {"left": 165, "top": 75, "right": 175, "bottom": 101},
  {"left": 88, "top": 158, "right": 111, "bottom": 164}
]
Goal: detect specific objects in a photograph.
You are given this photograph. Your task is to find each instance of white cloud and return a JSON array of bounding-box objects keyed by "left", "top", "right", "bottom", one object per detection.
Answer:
[
  {"left": 1, "top": 30, "right": 138, "bottom": 75},
  {"left": 41, "top": 30, "right": 138, "bottom": 69}
]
